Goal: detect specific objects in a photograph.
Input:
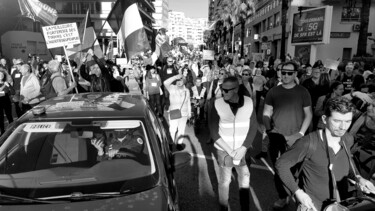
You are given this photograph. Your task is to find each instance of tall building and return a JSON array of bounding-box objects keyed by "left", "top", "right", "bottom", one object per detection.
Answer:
[
  {"left": 152, "top": 0, "right": 169, "bottom": 30},
  {"left": 168, "top": 11, "right": 208, "bottom": 47}
]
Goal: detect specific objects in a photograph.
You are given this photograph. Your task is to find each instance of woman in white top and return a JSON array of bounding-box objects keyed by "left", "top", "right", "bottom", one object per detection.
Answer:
[
  {"left": 164, "top": 74, "right": 191, "bottom": 146},
  {"left": 20, "top": 64, "right": 41, "bottom": 113}
]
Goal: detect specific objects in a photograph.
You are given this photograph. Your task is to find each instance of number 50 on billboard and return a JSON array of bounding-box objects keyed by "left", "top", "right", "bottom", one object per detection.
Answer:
[{"left": 291, "top": 6, "right": 333, "bottom": 45}]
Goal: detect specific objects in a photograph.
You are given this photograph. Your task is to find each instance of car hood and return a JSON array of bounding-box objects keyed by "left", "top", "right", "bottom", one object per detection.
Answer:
[{"left": 0, "top": 186, "right": 167, "bottom": 211}]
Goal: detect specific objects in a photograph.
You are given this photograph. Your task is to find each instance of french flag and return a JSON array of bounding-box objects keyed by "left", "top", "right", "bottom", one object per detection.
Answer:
[{"left": 107, "top": 0, "right": 151, "bottom": 60}]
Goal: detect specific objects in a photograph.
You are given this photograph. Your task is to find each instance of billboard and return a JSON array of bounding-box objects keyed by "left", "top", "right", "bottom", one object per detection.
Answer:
[{"left": 291, "top": 6, "right": 333, "bottom": 45}]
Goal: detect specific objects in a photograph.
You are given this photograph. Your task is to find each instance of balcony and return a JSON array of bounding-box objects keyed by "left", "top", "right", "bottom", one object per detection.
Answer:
[{"left": 142, "top": 0, "right": 155, "bottom": 12}]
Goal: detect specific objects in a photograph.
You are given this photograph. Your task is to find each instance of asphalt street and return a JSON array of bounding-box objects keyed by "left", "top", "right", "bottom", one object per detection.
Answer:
[{"left": 174, "top": 114, "right": 298, "bottom": 211}]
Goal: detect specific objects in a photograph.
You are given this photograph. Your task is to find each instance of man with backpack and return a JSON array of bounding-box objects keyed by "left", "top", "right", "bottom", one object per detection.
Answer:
[
  {"left": 275, "top": 97, "right": 375, "bottom": 211},
  {"left": 42, "top": 60, "right": 76, "bottom": 99}
]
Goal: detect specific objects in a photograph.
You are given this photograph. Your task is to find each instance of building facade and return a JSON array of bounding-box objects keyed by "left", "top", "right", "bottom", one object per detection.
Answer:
[
  {"left": 168, "top": 11, "right": 208, "bottom": 47},
  {"left": 152, "top": 0, "right": 169, "bottom": 30},
  {"left": 236, "top": 0, "right": 375, "bottom": 64}
]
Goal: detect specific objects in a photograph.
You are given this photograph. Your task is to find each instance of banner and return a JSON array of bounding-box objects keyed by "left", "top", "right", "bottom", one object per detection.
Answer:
[
  {"left": 42, "top": 23, "right": 80, "bottom": 49},
  {"left": 18, "top": 0, "right": 58, "bottom": 26}
]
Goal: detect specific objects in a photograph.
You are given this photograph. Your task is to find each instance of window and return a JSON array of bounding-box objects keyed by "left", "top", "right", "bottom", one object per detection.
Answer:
[
  {"left": 267, "top": 16, "right": 273, "bottom": 30},
  {"left": 246, "top": 28, "right": 251, "bottom": 37},
  {"left": 341, "top": 7, "right": 361, "bottom": 22},
  {"left": 274, "top": 12, "right": 280, "bottom": 27},
  {"left": 342, "top": 48, "right": 352, "bottom": 62},
  {"left": 262, "top": 19, "right": 267, "bottom": 32}
]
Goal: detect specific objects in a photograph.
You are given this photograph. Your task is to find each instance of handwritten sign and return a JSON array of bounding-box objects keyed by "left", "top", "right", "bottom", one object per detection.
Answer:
[
  {"left": 203, "top": 50, "right": 215, "bottom": 60},
  {"left": 42, "top": 23, "right": 81, "bottom": 49}
]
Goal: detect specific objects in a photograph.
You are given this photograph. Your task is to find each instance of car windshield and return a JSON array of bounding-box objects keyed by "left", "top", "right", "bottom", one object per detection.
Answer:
[{"left": 0, "top": 120, "right": 157, "bottom": 200}]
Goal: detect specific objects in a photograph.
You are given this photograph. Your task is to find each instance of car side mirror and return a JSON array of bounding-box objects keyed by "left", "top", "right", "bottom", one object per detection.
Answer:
[{"left": 172, "top": 151, "right": 191, "bottom": 170}]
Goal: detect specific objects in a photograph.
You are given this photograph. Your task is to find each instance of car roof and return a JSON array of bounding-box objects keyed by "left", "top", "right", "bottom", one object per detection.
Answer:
[{"left": 27, "top": 93, "right": 149, "bottom": 121}]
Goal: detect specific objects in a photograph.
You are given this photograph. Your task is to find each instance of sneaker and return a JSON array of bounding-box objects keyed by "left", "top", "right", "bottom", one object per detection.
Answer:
[
  {"left": 255, "top": 152, "right": 267, "bottom": 159},
  {"left": 273, "top": 197, "right": 290, "bottom": 209}
]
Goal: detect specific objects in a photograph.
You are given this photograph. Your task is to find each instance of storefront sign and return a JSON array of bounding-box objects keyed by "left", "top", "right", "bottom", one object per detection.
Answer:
[
  {"left": 291, "top": 6, "right": 332, "bottom": 45},
  {"left": 330, "top": 32, "right": 351, "bottom": 38}
]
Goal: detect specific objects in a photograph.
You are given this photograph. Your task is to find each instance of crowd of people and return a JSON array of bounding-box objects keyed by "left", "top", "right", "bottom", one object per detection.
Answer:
[{"left": 0, "top": 48, "right": 375, "bottom": 210}]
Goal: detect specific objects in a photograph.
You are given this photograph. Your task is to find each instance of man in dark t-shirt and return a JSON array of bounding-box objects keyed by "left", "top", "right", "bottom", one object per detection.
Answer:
[
  {"left": 340, "top": 62, "right": 354, "bottom": 95},
  {"left": 263, "top": 61, "right": 313, "bottom": 209}
]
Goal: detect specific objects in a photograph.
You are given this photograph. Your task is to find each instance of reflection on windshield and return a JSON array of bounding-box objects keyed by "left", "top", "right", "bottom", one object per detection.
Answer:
[{"left": 0, "top": 120, "right": 155, "bottom": 186}]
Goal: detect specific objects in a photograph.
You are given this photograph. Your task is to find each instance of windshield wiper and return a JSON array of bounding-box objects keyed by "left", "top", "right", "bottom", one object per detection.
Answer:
[
  {"left": 37, "top": 191, "right": 132, "bottom": 201},
  {"left": 0, "top": 193, "right": 65, "bottom": 204}
]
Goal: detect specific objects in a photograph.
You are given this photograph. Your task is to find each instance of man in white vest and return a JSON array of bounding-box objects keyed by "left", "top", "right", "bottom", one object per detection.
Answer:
[{"left": 209, "top": 76, "right": 258, "bottom": 211}]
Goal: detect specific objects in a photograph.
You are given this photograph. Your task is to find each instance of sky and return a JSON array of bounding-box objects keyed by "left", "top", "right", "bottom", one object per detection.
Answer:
[{"left": 168, "top": 0, "right": 209, "bottom": 19}]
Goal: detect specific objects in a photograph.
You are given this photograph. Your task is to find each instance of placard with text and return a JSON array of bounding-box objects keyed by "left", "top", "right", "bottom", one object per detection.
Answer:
[{"left": 42, "top": 23, "right": 81, "bottom": 49}]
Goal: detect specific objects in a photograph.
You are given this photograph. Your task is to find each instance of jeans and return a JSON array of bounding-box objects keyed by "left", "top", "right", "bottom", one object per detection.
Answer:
[
  {"left": 168, "top": 116, "right": 188, "bottom": 144},
  {"left": 149, "top": 94, "right": 162, "bottom": 115},
  {"left": 268, "top": 132, "right": 289, "bottom": 199},
  {"left": 216, "top": 156, "right": 250, "bottom": 210}
]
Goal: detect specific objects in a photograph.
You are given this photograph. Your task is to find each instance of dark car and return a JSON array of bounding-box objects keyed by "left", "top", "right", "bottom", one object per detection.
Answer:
[{"left": 0, "top": 93, "right": 191, "bottom": 210}]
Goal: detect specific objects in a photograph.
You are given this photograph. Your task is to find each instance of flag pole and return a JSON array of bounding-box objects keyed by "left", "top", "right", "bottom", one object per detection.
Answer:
[
  {"left": 63, "top": 45, "right": 79, "bottom": 94},
  {"left": 90, "top": 19, "right": 108, "bottom": 49}
]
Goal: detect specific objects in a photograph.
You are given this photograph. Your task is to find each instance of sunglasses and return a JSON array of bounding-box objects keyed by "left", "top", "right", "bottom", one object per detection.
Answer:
[
  {"left": 219, "top": 72, "right": 226, "bottom": 75},
  {"left": 281, "top": 71, "right": 294, "bottom": 76},
  {"left": 221, "top": 87, "right": 237, "bottom": 93},
  {"left": 242, "top": 73, "right": 249, "bottom": 76},
  {"left": 167, "top": 60, "right": 173, "bottom": 62}
]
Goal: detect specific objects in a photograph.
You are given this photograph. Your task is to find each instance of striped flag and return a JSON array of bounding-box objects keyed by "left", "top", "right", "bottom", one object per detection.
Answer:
[
  {"left": 18, "top": 0, "right": 58, "bottom": 25},
  {"left": 66, "top": 9, "right": 104, "bottom": 66},
  {"left": 107, "top": 0, "right": 151, "bottom": 60}
]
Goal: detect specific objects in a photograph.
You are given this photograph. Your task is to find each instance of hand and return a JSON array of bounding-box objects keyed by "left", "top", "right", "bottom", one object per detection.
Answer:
[
  {"left": 358, "top": 177, "right": 375, "bottom": 194},
  {"left": 295, "top": 189, "right": 318, "bottom": 211},
  {"left": 81, "top": 56, "right": 87, "bottom": 63},
  {"left": 91, "top": 138, "right": 104, "bottom": 154},
  {"left": 4, "top": 82, "right": 9, "bottom": 87},
  {"left": 353, "top": 92, "right": 373, "bottom": 104},
  {"left": 70, "top": 81, "right": 77, "bottom": 89},
  {"left": 232, "top": 146, "right": 247, "bottom": 160},
  {"left": 175, "top": 74, "right": 183, "bottom": 80},
  {"left": 108, "top": 148, "right": 119, "bottom": 158},
  {"left": 285, "top": 132, "right": 303, "bottom": 147},
  {"left": 87, "top": 49, "right": 94, "bottom": 56}
]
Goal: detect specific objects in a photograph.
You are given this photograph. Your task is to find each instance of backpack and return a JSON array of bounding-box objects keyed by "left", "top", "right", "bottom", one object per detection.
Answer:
[{"left": 40, "top": 72, "right": 64, "bottom": 100}]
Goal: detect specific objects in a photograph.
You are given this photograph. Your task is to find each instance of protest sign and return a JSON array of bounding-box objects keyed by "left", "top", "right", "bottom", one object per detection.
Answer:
[
  {"left": 324, "top": 58, "right": 340, "bottom": 70},
  {"left": 252, "top": 53, "right": 264, "bottom": 62},
  {"left": 203, "top": 50, "right": 215, "bottom": 60},
  {"left": 116, "top": 58, "right": 129, "bottom": 67},
  {"left": 42, "top": 23, "right": 80, "bottom": 49}
]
